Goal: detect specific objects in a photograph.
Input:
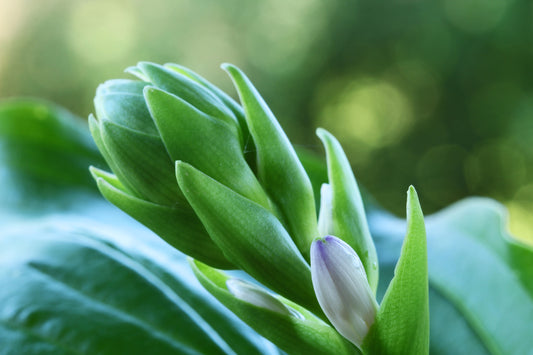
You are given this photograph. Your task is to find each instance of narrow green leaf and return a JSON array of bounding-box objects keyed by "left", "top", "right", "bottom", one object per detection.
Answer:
[
  {"left": 176, "top": 161, "right": 323, "bottom": 318},
  {"left": 191, "top": 259, "right": 359, "bottom": 355},
  {"left": 92, "top": 168, "right": 233, "bottom": 269},
  {"left": 144, "top": 86, "right": 273, "bottom": 212},
  {"left": 316, "top": 128, "right": 379, "bottom": 294},
  {"left": 223, "top": 63, "right": 318, "bottom": 260},
  {"left": 363, "top": 186, "right": 429, "bottom": 355},
  {"left": 99, "top": 119, "right": 183, "bottom": 206}
]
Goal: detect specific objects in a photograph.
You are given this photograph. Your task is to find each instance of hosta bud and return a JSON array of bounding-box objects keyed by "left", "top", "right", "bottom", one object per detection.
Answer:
[
  {"left": 311, "top": 235, "right": 378, "bottom": 347},
  {"left": 226, "top": 279, "right": 294, "bottom": 317},
  {"left": 90, "top": 63, "right": 275, "bottom": 268}
]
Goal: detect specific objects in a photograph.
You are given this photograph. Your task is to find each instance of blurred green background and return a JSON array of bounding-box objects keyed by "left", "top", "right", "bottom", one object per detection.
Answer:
[{"left": 1, "top": 0, "right": 532, "bottom": 244}]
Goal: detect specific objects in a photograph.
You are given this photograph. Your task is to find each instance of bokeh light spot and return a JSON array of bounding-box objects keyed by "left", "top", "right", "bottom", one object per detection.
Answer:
[
  {"left": 316, "top": 78, "right": 413, "bottom": 159},
  {"left": 465, "top": 140, "right": 527, "bottom": 198},
  {"left": 443, "top": 0, "right": 513, "bottom": 34},
  {"left": 506, "top": 183, "right": 533, "bottom": 246}
]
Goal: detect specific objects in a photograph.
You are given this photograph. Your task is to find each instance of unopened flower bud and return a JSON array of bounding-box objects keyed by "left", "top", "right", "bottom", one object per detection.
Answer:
[{"left": 310, "top": 235, "right": 378, "bottom": 347}]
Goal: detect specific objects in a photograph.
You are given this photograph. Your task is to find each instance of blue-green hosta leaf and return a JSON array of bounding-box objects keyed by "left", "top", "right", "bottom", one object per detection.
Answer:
[
  {"left": 144, "top": 87, "right": 274, "bottom": 213},
  {"left": 363, "top": 186, "right": 429, "bottom": 355},
  {"left": 371, "top": 198, "right": 533, "bottom": 355},
  {"left": 0, "top": 99, "right": 105, "bottom": 219},
  {"left": 0, "top": 218, "right": 278, "bottom": 355},
  {"left": 223, "top": 64, "right": 318, "bottom": 260},
  {"left": 316, "top": 128, "right": 379, "bottom": 294},
  {"left": 176, "top": 161, "right": 324, "bottom": 318},
  {"left": 191, "top": 259, "right": 360, "bottom": 355}
]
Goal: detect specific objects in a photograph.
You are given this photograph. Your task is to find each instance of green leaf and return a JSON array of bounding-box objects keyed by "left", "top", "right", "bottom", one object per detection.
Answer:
[
  {"left": 316, "top": 128, "right": 379, "bottom": 294},
  {"left": 144, "top": 87, "right": 273, "bottom": 212},
  {"left": 91, "top": 167, "right": 233, "bottom": 269},
  {"left": 0, "top": 216, "right": 281, "bottom": 355},
  {"left": 363, "top": 186, "right": 429, "bottom": 355},
  {"left": 223, "top": 63, "right": 318, "bottom": 260},
  {"left": 0, "top": 99, "right": 105, "bottom": 216},
  {"left": 191, "top": 259, "right": 360, "bottom": 355},
  {"left": 176, "top": 161, "right": 324, "bottom": 318},
  {"left": 424, "top": 199, "right": 533, "bottom": 355}
]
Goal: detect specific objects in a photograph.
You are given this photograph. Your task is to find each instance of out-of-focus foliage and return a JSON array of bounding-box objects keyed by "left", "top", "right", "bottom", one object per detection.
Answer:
[{"left": 1, "top": 0, "right": 532, "bottom": 244}]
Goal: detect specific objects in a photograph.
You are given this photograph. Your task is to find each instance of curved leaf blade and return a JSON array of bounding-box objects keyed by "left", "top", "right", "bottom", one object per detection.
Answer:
[{"left": 364, "top": 186, "right": 429, "bottom": 355}]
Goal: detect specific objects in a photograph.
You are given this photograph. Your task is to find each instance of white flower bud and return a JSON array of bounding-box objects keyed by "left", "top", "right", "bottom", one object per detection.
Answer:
[
  {"left": 310, "top": 235, "right": 378, "bottom": 347},
  {"left": 226, "top": 279, "right": 294, "bottom": 317}
]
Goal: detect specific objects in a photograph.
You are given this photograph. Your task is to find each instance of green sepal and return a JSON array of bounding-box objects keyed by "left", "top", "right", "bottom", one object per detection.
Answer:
[
  {"left": 363, "top": 186, "right": 429, "bottom": 355},
  {"left": 144, "top": 87, "right": 273, "bottom": 212},
  {"left": 91, "top": 167, "right": 233, "bottom": 269},
  {"left": 316, "top": 128, "right": 379, "bottom": 294},
  {"left": 134, "top": 62, "right": 240, "bottom": 138},
  {"left": 191, "top": 259, "right": 360, "bottom": 355},
  {"left": 98, "top": 118, "right": 183, "bottom": 206},
  {"left": 176, "top": 161, "right": 323, "bottom": 318},
  {"left": 223, "top": 63, "right": 318, "bottom": 260}
]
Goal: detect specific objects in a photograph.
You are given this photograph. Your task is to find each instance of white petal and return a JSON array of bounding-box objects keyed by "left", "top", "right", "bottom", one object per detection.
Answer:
[{"left": 317, "top": 183, "right": 334, "bottom": 237}]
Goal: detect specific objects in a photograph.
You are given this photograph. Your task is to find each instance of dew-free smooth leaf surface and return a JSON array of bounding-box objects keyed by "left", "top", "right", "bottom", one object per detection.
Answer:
[
  {"left": 363, "top": 186, "right": 429, "bottom": 355},
  {"left": 176, "top": 161, "right": 323, "bottom": 318},
  {"left": 0, "top": 99, "right": 105, "bottom": 212},
  {"left": 191, "top": 259, "right": 360, "bottom": 355},
  {"left": 0, "top": 223, "right": 236, "bottom": 355},
  {"left": 223, "top": 64, "right": 318, "bottom": 260}
]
